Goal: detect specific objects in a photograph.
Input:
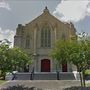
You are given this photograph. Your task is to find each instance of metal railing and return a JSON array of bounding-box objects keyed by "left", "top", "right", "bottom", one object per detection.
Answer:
[{"left": 30, "top": 67, "right": 34, "bottom": 80}]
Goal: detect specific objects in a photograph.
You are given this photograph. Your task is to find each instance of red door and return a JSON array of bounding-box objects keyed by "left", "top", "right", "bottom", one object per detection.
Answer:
[
  {"left": 62, "top": 63, "right": 67, "bottom": 72},
  {"left": 41, "top": 59, "right": 50, "bottom": 72}
]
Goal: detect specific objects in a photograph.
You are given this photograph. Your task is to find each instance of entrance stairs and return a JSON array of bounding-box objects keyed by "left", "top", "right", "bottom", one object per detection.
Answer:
[
  {"left": 34, "top": 72, "right": 57, "bottom": 80},
  {"left": 15, "top": 72, "right": 77, "bottom": 80}
]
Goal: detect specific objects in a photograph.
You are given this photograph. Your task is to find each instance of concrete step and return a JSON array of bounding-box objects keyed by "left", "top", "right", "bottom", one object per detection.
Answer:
[
  {"left": 34, "top": 72, "right": 57, "bottom": 80},
  {"left": 14, "top": 72, "right": 77, "bottom": 80},
  {"left": 15, "top": 73, "right": 31, "bottom": 80},
  {"left": 59, "top": 72, "right": 75, "bottom": 80}
]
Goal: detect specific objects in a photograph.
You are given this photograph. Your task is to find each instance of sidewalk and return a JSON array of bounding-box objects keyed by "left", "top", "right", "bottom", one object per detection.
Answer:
[{"left": 0, "top": 80, "right": 80, "bottom": 90}]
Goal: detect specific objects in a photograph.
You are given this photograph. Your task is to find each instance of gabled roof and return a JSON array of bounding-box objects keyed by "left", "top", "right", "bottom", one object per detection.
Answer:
[
  {"left": 26, "top": 7, "right": 64, "bottom": 26},
  {"left": 20, "top": 7, "right": 76, "bottom": 32}
]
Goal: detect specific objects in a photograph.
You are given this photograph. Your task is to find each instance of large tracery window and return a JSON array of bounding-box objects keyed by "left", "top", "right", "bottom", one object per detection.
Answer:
[{"left": 41, "top": 25, "right": 51, "bottom": 48}]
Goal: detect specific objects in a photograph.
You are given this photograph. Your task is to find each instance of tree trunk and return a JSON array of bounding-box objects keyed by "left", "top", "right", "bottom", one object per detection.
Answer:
[
  {"left": 57, "top": 71, "right": 60, "bottom": 80},
  {"left": 82, "top": 70, "right": 86, "bottom": 87},
  {"left": 79, "top": 71, "right": 83, "bottom": 87},
  {"left": 77, "top": 66, "right": 83, "bottom": 87}
]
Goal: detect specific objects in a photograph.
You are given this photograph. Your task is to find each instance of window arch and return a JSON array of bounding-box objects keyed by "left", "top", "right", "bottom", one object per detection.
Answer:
[
  {"left": 26, "top": 36, "right": 30, "bottom": 48},
  {"left": 41, "top": 25, "right": 51, "bottom": 48}
]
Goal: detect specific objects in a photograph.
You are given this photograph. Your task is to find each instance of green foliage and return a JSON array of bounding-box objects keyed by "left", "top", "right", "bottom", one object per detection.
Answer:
[
  {"left": 51, "top": 39, "right": 90, "bottom": 70},
  {"left": 7, "top": 47, "right": 32, "bottom": 71},
  {"left": 51, "top": 40, "right": 70, "bottom": 64},
  {"left": 51, "top": 38, "right": 90, "bottom": 86},
  {"left": 0, "top": 43, "right": 32, "bottom": 78},
  {"left": 68, "top": 41, "right": 90, "bottom": 71},
  {"left": 0, "top": 43, "right": 10, "bottom": 77}
]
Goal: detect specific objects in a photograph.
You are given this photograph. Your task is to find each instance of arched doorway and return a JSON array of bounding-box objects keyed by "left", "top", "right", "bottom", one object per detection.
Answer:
[
  {"left": 62, "top": 63, "right": 67, "bottom": 72},
  {"left": 41, "top": 59, "right": 50, "bottom": 72}
]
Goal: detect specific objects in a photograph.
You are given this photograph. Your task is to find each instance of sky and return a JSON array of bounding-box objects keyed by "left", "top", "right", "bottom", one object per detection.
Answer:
[{"left": 0, "top": 0, "right": 90, "bottom": 46}]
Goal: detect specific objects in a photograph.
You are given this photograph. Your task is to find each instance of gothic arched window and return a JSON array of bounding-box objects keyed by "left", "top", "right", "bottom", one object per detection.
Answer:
[
  {"left": 26, "top": 36, "right": 30, "bottom": 48},
  {"left": 41, "top": 25, "right": 51, "bottom": 48}
]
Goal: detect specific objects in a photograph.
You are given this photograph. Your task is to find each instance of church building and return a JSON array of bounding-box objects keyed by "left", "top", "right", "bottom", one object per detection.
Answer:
[{"left": 14, "top": 7, "right": 76, "bottom": 73}]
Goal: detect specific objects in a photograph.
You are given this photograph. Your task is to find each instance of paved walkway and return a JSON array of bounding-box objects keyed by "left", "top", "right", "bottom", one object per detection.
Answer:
[{"left": 0, "top": 80, "right": 80, "bottom": 90}]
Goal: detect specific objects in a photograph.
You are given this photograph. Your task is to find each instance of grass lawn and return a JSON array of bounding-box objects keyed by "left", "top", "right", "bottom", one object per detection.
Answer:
[
  {"left": 0, "top": 80, "right": 6, "bottom": 85},
  {"left": 85, "top": 69, "right": 90, "bottom": 75},
  {"left": 87, "top": 83, "right": 90, "bottom": 86}
]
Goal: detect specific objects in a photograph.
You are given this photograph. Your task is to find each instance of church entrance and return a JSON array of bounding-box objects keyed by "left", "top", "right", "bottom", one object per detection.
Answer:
[
  {"left": 62, "top": 63, "right": 67, "bottom": 72},
  {"left": 41, "top": 59, "right": 50, "bottom": 72}
]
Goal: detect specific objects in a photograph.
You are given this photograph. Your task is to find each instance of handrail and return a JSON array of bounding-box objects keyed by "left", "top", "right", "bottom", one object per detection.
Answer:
[
  {"left": 30, "top": 67, "right": 34, "bottom": 80},
  {"left": 57, "top": 71, "right": 60, "bottom": 80},
  {"left": 12, "top": 73, "right": 16, "bottom": 80}
]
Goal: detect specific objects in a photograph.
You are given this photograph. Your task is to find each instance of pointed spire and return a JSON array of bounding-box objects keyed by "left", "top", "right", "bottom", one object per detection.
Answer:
[
  {"left": 45, "top": 6, "right": 48, "bottom": 10},
  {"left": 43, "top": 6, "right": 49, "bottom": 13}
]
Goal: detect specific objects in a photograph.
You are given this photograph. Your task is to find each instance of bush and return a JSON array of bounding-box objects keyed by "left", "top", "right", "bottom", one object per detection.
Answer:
[
  {"left": 63, "top": 86, "right": 90, "bottom": 90},
  {"left": 1, "top": 85, "right": 42, "bottom": 90}
]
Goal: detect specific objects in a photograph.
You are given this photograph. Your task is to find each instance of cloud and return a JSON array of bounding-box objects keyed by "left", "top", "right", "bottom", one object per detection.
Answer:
[
  {"left": 0, "top": 27, "right": 15, "bottom": 47},
  {"left": 0, "top": 0, "right": 11, "bottom": 10},
  {"left": 53, "top": 0, "right": 90, "bottom": 22}
]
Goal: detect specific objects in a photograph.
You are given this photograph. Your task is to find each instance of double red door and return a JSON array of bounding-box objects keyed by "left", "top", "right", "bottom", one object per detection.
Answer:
[{"left": 41, "top": 59, "right": 50, "bottom": 72}]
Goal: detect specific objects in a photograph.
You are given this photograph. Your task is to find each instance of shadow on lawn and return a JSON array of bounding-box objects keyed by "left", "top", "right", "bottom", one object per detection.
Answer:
[
  {"left": 1, "top": 85, "right": 42, "bottom": 90},
  {"left": 63, "top": 86, "right": 90, "bottom": 90}
]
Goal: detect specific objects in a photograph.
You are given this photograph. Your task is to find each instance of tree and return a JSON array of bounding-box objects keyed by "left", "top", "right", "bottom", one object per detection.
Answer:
[
  {"left": 70, "top": 40, "right": 90, "bottom": 87},
  {"left": 0, "top": 43, "right": 10, "bottom": 79},
  {"left": 51, "top": 40, "right": 70, "bottom": 80},
  {"left": 0, "top": 43, "right": 32, "bottom": 79},
  {"left": 7, "top": 47, "right": 32, "bottom": 72},
  {"left": 51, "top": 39, "right": 90, "bottom": 87},
  {"left": 51, "top": 40, "right": 70, "bottom": 64},
  {"left": 76, "top": 32, "right": 90, "bottom": 86}
]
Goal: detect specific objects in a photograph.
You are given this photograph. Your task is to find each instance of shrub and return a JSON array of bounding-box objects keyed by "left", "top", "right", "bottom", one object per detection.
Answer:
[{"left": 1, "top": 85, "right": 42, "bottom": 90}]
